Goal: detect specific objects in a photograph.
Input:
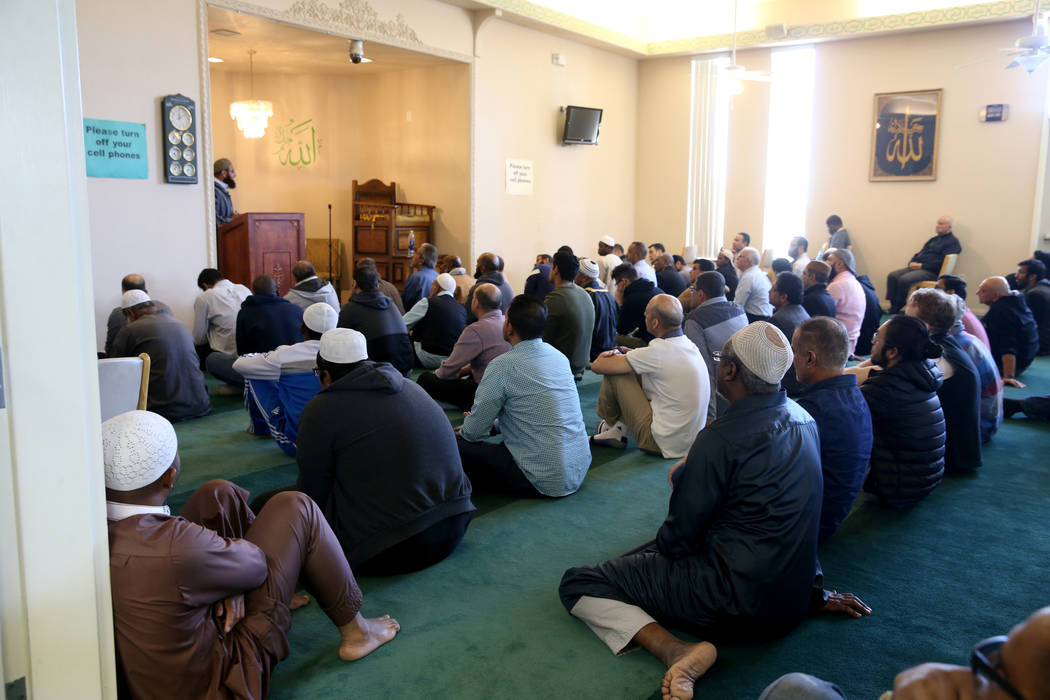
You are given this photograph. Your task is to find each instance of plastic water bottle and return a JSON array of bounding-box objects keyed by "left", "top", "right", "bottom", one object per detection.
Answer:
[{"left": 408, "top": 230, "right": 416, "bottom": 256}]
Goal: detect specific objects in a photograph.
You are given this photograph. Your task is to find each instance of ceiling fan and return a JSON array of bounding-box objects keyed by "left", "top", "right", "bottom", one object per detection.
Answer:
[
  {"left": 724, "top": 0, "right": 770, "bottom": 90},
  {"left": 1003, "top": 0, "right": 1050, "bottom": 72}
]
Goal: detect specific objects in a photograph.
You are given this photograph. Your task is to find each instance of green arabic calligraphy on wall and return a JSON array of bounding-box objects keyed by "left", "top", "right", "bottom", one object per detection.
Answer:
[{"left": 273, "top": 118, "right": 322, "bottom": 169}]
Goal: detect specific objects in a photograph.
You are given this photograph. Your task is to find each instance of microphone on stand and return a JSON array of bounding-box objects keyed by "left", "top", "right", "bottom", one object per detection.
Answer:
[{"left": 328, "top": 203, "right": 334, "bottom": 287}]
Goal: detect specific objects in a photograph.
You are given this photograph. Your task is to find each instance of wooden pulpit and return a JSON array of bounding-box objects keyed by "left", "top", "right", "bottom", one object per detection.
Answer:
[{"left": 217, "top": 213, "right": 305, "bottom": 296}]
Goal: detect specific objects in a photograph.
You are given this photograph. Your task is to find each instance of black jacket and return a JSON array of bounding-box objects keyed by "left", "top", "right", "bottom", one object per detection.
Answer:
[
  {"left": 717, "top": 263, "right": 739, "bottom": 301},
  {"left": 854, "top": 275, "right": 883, "bottom": 356},
  {"left": 235, "top": 294, "right": 304, "bottom": 355},
  {"left": 910, "top": 233, "right": 962, "bottom": 273},
  {"left": 617, "top": 279, "right": 662, "bottom": 343},
  {"left": 983, "top": 292, "right": 1039, "bottom": 375},
  {"left": 295, "top": 361, "right": 475, "bottom": 567},
  {"left": 413, "top": 294, "right": 467, "bottom": 356},
  {"left": 465, "top": 271, "right": 514, "bottom": 322},
  {"left": 583, "top": 281, "right": 618, "bottom": 361},
  {"left": 933, "top": 333, "right": 982, "bottom": 473},
  {"left": 656, "top": 268, "right": 687, "bottom": 298},
  {"left": 802, "top": 283, "right": 837, "bottom": 319},
  {"left": 1023, "top": 279, "right": 1050, "bottom": 354},
  {"left": 337, "top": 292, "right": 414, "bottom": 376},
  {"left": 861, "top": 360, "right": 945, "bottom": 508}
]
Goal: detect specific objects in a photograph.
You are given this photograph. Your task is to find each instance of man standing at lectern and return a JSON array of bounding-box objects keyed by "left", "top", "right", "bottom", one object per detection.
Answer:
[{"left": 214, "top": 158, "right": 237, "bottom": 228}]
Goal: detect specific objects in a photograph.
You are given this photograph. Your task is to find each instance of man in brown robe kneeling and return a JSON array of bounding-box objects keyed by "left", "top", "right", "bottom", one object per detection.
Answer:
[{"left": 103, "top": 410, "right": 399, "bottom": 699}]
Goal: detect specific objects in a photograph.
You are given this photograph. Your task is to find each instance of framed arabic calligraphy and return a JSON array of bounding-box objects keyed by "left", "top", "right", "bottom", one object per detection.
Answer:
[{"left": 870, "top": 89, "right": 942, "bottom": 182}]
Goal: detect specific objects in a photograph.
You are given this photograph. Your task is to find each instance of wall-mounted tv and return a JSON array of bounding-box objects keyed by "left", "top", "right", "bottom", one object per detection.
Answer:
[{"left": 562, "top": 106, "right": 602, "bottom": 145}]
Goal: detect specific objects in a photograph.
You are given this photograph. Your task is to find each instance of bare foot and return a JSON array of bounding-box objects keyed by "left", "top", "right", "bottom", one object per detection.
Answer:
[
  {"left": 338, "top": 612, "right": 400, "bottom": 661},
  {"left": 661, "top": 641, "right": 717, "bottom": 700},
  {"left": 290, "top": 594, "right": 310, "bottom": 611}
]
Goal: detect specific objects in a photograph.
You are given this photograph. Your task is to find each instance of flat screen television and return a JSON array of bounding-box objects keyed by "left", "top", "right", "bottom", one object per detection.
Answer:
[{"left": 562, "top": 106, "right": 602, "bottom": 145}]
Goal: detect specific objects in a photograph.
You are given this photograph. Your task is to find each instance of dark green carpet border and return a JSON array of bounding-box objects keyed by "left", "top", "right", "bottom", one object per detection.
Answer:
[{"left": 170, "top": 362, "right": 1050, "bottom": 699}]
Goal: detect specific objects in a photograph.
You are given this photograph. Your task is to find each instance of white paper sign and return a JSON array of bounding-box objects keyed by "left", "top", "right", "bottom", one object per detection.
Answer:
[{"left": 506, "top": 159, "right": 533, "bottom": 196}]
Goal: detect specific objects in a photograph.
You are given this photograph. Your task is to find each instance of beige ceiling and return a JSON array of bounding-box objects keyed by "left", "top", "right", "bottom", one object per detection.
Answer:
[{"left": 206, "top": 7, "right": 456, "bottom": 75}]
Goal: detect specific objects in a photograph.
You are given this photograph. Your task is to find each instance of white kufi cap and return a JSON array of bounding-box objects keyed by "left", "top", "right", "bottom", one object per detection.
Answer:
[
  {"left": 729, "top": 322, "right": 793, "bottom": 385},
  {"left": 303, "top": 302, "right": 337, "bottom": 334},
  {"left": 121, "top": 290, "right": 151, "bottom": 309},
  {"left": 102, "top": 410, "right": 178, "bottom": 491},
  {"left": 599, "top": 235, "right": 617, "bottom": 247},
  {"left": 435, "top": 273, "right": 456, "bottom": 293},
  {"left": 578, "top": 258, "right": 599, "bottom": 279},
  {"left": 319, "top": 328, "right": 367, "bottom": 364}
]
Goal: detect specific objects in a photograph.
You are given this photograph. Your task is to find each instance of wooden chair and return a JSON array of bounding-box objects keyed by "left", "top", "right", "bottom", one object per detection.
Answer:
[
  {"left": 908, "top": 253, "right": 959, "bottom": 299},
  {"left": 306, "top": 237, "right": 344, "bottom": 296},
  {"left": 98, "top": 353, "right": 150, "bottom": 422}
]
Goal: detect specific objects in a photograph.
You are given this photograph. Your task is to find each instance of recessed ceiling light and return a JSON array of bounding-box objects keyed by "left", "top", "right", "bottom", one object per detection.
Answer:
[{"left": 208, "top": 57, "right": 224, "bottom": 63}]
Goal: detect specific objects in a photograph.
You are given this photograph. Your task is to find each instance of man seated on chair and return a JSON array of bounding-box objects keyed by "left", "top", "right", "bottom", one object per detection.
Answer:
[
  {"left": 357, "top": 258, "right": 405, "bottom": 314},
  {"left": 401, "top": 243, "right": 439, "bottom": 312},
  {"left": 295, "top": 328, "right": 475, "bottom": 574},
  {"left": 417, "top": 283, "right": 511, "bottom": 410},
  {"left": 337, "top": 264, "right": 414, "bottom": 377},
  {"left": 233, "top": 303, "right": 337, "bottom": 456},
  {"left": 403, "top": 273, "right": 467, "bottom": 369},
  {"left": 456, "top": 295, "right": 591, "bottom": 498},
  {"left": 103, "top": 410, "right": 399, "bottom": 698},
  {"left": 543, "top": 250, "right": 595, "bottom": 381},
  {"left": 732, "top": 247, "right": 774, "bottom": 323},
  {"left": 976, "top": 276, "right": 1039, "bottom": 388},
  {"left": 284, "top": 260, "right": 339, "bottom": 312},
  {"left": 104, "top": 274, "right": 171, "bottom": 357},
  {"left": 560, "top": 322, "right": 869, "bottom": 700},
  {"left": 236, "top": 275, "right": 304, "bottom": 356},
  {"left": 110, "top": 290, "right": 211, "bottom": 422},
  {"left": 824, "top": 249, "right": 865, "bottom": 357},
  {"left": 576, "top": 258, "right": 618, "bottom": 361},
  {"left": 591, "top": 294, "right": 708, "bottom": 459},
  {"left": 885, "top": 215, "right": 961, "bottom": 314},
  {"left": 193, "top": 268, "right": 251, "bottom": 392}
]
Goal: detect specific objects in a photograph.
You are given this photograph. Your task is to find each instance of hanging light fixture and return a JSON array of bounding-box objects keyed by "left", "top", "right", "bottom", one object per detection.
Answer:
[{"left": 229, "top": 49, "right": 273, "bottom": 138}]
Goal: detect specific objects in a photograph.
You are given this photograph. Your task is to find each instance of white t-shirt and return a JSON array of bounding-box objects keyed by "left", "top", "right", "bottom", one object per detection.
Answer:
[
  {"left": 597, "top": 253, "right": 624, "bottom": 287},
  {"left": 626, "top": 334, "right": 709, "bottom": 458}
]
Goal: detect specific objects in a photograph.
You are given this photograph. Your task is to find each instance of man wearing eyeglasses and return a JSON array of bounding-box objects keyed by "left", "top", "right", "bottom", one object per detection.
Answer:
[{"left": 759, "top": 605, "right": 1050, "bottom": 699}]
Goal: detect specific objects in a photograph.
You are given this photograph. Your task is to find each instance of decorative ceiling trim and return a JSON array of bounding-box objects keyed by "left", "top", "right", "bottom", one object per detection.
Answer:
[{"left": 472, "top": 0, "right": 1035, "bottom": 56}]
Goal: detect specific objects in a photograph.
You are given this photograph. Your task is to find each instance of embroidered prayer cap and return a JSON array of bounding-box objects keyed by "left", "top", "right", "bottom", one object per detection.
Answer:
[
  {"left": 729, "top": 321, "right": 793, "bottom": 385},
  {"left": 121, "top": 290, "right": 151, "bottom": 309},
  {"left": 578, "top": 258, "right": 599, "bottom": 280},
  {"left": 599, "top": 235, "right": 616, "bottom": 247},
  {"left": 319, "top": 328, "right": 367, "bottom": 364},
  {"left": 435, "top": 273, "right": 456, "bottom": 293},
  {"left": 303, "top": 302, "right": 337, "bottom": 334},
  {"left": 102, "top": 410, "right": 178, "bottom": 491}
]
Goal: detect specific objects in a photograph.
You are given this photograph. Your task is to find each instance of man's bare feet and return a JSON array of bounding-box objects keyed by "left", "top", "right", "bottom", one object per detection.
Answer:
[
  {"left": 661, "top": 641, "right": 717, "bottom": 700},
  {"left": 290, "top": 594, "right": 310, "bottom": 611},
  {"left": 338, "top": 612, "right": 400, "bottom": 661}
]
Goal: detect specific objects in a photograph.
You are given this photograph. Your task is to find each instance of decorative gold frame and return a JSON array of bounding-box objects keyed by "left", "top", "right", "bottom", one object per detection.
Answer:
[{"left": 870, "top": 89, "right": 942, "bottom": 182}]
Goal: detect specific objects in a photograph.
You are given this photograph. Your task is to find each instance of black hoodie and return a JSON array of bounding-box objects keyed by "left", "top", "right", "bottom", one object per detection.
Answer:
[
  {"left": 984, "top": 292, "right": 1039, "bottom": 375},
  {"left": 235, "top": 294, "right": 303, "bottom": 355},
  {"left": 295, "top": 361, "right": 475, "bottom": 566},
  {"left": 337, "top": 291, "right": 414, "bottom": 376}
]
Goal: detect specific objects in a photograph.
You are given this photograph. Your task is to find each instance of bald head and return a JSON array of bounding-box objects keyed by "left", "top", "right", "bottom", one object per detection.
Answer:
[
  {"left": 976, "top": 276, "right": 1010, "bottom": 306},
  {"left": 473, "top": 282, "right": 501, "bottom": 311},
  {"left": 477, "top": 253, "right": 499, "bottom": 275},
  {"left": 935, "top": 215, "right": 954, "bottom": 235},
  {"left": 644, "top": 294, "right": 683, "bottom": 338},
  {"left": 737, "top": 247, "right": 760, "bottom": 269},
  {"left": 292, "top": 260, "right": 317, "bottom": 282},
  {"left": 121, "top": 274, "right": 147, "bottom": 292}
]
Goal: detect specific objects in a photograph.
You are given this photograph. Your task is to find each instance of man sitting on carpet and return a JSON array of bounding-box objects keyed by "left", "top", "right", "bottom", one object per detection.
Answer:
[
  {"left": 236, "top": 275, "right": 304, "bottom": 356},
  {"left": 338, "top": 264, "right": 414, "bottom": 377},
  {"left": 103, "top": 273, "right": 172, "bottom": 357},
  {"left": 402, "top": 272, "right": 467, "bottom": 369},
  {"left": 824, "top": 249, "right": 865, "bottom": 357},
  {"left": 284, "top": 260, "right": 339, "bottom": 311},
  {"left": 295, "top": 328, "right": 475, "bottom": 574},
  {"left": 417, "top": 283, "right": 511, "bottom": 411},
  {"left": 560, "top": 322, "right": 869, "bottom": 700},
  {"left": 684, "top": 271, "right": 747, "bottom": 423},
  {"left": 465, "top": 252, "right": 514, "bottom": 321},
  {"left": 576, "top": 257, "right": 618, "bottom": 361},
  {"left": 591, "top": 294, "right": 708, "bottom": 459},
  {"left": 456, "top": 295, "right": 590, "bottom": 498},
  {"left": 612, "top": 263, "right": 662, "bottom": 347},
  {"left": 654, "top": 253, "right": 687, "bottom": 298},
  {"left": 791, "top": 317, "right": 873, "bottom": 546},
  {"left": 976, "top": 276, "right": 1039, "bottom": 387},
  {"left": 543, "top": 250, "right": 594, "bottom": 381},
  {"left": 103, "top": 410, "right": 398, "bottom": 699},
  {"left": 233, "top": 302, "right": 337, "bottom": 456},
  {"left": 801, "top": 260, "right": 837, "bottom": 320},
  {"left": 937, "top": 274, "right": 991, "bottom": 349},
  {"left": 733, "top": 247, "right": 774, "bottom": 322},
  {"left": 401, "top": 243, "right": 439, "bottom": 312},
  {"left": 193, "top": 268, "right": 251, "bottom": 390}
]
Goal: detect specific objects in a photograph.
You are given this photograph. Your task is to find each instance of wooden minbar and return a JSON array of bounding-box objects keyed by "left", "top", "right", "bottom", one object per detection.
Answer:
[
  {"left": 351, "top": 179, "right": 434, "bottom": 290},
  {"left": 217, "top": 212, "right": 305, "bottom": 296}
]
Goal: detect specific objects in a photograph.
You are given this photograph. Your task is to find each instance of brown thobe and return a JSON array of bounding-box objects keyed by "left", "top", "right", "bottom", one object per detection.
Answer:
[{"left": 108, "top": 480, "right": 363, "bottom": 699}]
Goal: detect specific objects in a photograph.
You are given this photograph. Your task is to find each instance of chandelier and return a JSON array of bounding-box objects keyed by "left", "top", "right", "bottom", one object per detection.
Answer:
[{"left": 229, "top": 49, "right": 273, "bottom": 138}]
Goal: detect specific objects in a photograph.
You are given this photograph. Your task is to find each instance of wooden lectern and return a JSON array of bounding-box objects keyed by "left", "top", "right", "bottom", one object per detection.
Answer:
[{"left": 217, "top": 213, "right": 305, "bottom": 296}]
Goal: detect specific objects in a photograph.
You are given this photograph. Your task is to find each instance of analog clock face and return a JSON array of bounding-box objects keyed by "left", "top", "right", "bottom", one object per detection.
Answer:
[
  {"left": 169, "top": 105, "right": 192, "bottom": 131},
  {"left": 182, "top": 147, "right": 195, "bottom": 162},
  {"left": 183, "top": 162, "right": 196, "bottom": 177},
  {"left": 168, "top": 146, "right": 182, "bottom": 161},
  {"left": 169, "top": 161, "right": 182, "bottom": 177},
  {"left": 167, "top": 130, "right": 181, "bottom": 145},
  {"left": 182, "top": 131, "right": 195, "bottom": 146}
]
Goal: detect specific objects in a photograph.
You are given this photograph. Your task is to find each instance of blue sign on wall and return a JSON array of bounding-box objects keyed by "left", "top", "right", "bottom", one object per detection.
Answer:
[{"left": 84, "top": 119, "right": 147, "bottom": 179}]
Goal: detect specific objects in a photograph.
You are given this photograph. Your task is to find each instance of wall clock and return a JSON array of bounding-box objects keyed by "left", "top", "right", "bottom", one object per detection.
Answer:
[{"left": 162, "top": 94, "right": 198, "bottom": 184}]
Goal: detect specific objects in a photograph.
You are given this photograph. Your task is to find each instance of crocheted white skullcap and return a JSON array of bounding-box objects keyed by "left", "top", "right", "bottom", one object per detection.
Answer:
[
  {"left": 121, "top": 290, "right": 151, "bottom": 309},
  {"left": 578, "top": 258, "right": 599, "bottom": 279},
  {"left": 319, "top": 328, "right": 367, "bottom": 364},
  {"left": 102, "top": 410, "right": 178, "bottom": 491},
  {"left": 435, "top": 273, "right": 456, "bottom": 293},
  {"left": 599, "top": 235, "right": 616, "bottom": 247},
  {"left": 303, "top": 302, "right": 337, "bottom": 334},
  {"left": 730, "top": 322, "right": 794, "bottom": 385}
]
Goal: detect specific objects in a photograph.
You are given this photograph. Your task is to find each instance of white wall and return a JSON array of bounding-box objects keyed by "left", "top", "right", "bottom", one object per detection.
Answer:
[{"left": 474, "top": 19, "right": 639, "bottom": 292}]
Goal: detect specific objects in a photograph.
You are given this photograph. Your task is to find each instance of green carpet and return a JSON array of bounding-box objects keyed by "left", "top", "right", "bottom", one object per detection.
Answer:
[{"left": 171, "top": 362, "right": 1050, "bottom": 699}]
